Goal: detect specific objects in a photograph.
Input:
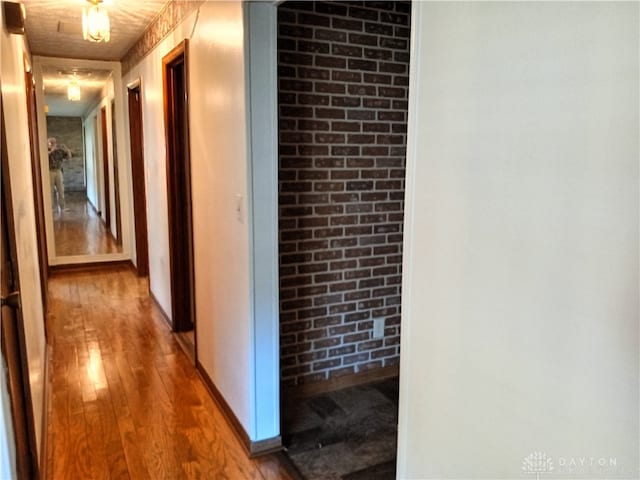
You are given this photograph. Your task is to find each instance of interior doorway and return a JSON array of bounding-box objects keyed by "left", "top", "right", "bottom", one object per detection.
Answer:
[
  {"left": 276, "top": 1, "right": 410, "bottom": 477},
  {"left": 127, "top": 85, "right": 150, "bottom": 277},
  {"left": 162, "top": 40, "right": 196, "bottom": 346}
]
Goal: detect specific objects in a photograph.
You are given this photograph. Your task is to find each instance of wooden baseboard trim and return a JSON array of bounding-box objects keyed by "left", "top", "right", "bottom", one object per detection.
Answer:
[
  {"left": 196, "top": 362, "right": 282, "bottom": 458},
  {"left": 284, "top": 364, "right": 400, "bottom": 399},
  {"left": 49, "top": 260, "right": 132, "bottom": 274}
]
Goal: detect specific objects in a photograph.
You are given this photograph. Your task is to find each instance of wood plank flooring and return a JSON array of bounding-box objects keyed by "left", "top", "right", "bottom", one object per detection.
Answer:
[
  {"left": 53, "top": 191, "right": 122, "bottom": 257},
  {"left": 45, "top": 266, "right": 293, "bottom": 479}
]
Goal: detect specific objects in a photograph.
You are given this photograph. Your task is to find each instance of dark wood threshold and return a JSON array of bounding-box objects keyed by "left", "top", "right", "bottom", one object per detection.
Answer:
[
  {"left": 284, "top": 364, "right": 400, "bottom": 400},
  {"left": 196, "top": 362, "right": 283, "bottom": 458},
  {"left": 49, "top": 260, "right": 134, "bottom": 275}
]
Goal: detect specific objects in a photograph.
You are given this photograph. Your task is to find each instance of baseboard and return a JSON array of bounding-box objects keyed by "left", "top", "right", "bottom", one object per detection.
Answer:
[
  {"left": 284, "top": 364, "right": 400, "bottom": 399},
  {"left": 85, "top": 194, "right": 99, "bottom": 215},
  {"left": 174, "top": 331, "right": 196, "bottom": 366},
  {"left": 196, "top": 362, "right": 283, "bottom": 458},
  {"left": 149, "top": 291, "right": 172, "bottom": 329},
  {"left": 49, "top": 260, "right": 132, "bottom": 274},
  {"left": 127, "top": 260, "right": 137, "bottom": 274}
]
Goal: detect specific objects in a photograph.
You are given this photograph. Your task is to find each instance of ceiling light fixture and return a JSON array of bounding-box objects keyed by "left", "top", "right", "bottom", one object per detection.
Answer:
[
  {"left": 67, "top": 76, "right": 81, "bottom": 101},
  {"left": 82, "top": 0, "right": 110, "bottom": 43}
]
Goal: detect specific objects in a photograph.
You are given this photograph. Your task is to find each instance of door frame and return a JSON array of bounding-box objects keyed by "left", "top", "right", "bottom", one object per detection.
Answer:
[
  {"left": 23, "top": 60, "right": 48, "bottom": 313},
  {"left": 0, "top": 95, "right": 40, "bottom": 480},
  {"left": 162, "top": 39, "right": 196, "bottom": 334},
  {"left": 111, "top": 100, "right": 123, "bottom": 245},
  {"left": 126, "top": 82, "right": 150, "bottom": 277},
  {"left": 100, "top": 106, "right": 111, "bottom": 231},
  {"left": 244, "top": 2, "right": 280, "bottom": 443}
]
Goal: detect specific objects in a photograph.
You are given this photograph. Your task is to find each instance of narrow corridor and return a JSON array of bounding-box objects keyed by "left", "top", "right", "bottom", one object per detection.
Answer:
[{"left": 44, "top": 267, "right": 291, "bottom": 479}]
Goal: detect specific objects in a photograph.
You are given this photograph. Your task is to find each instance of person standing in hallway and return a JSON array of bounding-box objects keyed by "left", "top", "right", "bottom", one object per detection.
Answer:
[{"left": 48, "top": 136, "right": 71, "bottom": 212}]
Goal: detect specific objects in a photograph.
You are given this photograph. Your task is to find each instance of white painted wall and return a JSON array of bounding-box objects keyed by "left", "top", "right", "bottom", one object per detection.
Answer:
[
  {"left": 1, "top": 14, "right": 47, "bottom": 467},
  {"left": 398, "top": 3, "right": 639, "bottom": 479},
  {"left": 122, "top": 1, "right": 280, "bottom": 440}
]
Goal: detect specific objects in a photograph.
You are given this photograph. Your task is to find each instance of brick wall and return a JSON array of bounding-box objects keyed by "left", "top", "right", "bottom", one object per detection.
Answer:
[
  {"left": 46, "top": 116, "right": 85, "bottom": 192},
  {"left": 278, "top": 1, "right": 410, "bottom": 387}
]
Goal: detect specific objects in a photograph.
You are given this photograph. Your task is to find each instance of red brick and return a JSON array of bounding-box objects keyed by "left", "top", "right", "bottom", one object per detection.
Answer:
[{"left": 278, "top": 0, "right": 409, "bottom": 385}]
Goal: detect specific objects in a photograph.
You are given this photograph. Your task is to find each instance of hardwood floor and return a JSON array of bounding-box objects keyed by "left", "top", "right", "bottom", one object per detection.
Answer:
[
  {"left": 53, "top": 191, "right": 122, "bottom": 257},
  {"left": 45, "top": 266, "right": 293, "bottom": 479}
]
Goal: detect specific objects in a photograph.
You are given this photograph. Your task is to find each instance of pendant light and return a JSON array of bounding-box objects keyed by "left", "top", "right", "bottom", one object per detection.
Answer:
[
  {"left": 83, "top": 0, "right": 110, "bottom": 43},
  {"left": 67, "top": 75, "right": 81, "bottom": 101}
]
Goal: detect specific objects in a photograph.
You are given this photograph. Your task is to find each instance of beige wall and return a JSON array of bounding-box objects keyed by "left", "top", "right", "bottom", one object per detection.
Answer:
[
  {"left": 122, "top": 1, "right": 253, "bottom": 433},
  {"left": 0, "top": 13, "right": 47, "bottom": 465},
  {"left": 398, "top": 2, "right": 639, "bottom": 478}
]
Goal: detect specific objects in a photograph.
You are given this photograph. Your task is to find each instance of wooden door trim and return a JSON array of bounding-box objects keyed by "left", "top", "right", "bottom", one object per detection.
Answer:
[
  {"left": 162, "top": 39, "right": 196, "bottom": 334},
  {"left": 127, "top": 85, "right": 149, "bottom": 277},
  {"left": 24, "top": 64, "right": 49, "bottom": 312},
  {"left": 100, "top": 106, "right": 111, "bottom": 230},
  {"left": 0, "top": 94, "right": 40, "bottom": 479},
  {"left": 110, "top": 100, "right": 122, "bottom": 245}
]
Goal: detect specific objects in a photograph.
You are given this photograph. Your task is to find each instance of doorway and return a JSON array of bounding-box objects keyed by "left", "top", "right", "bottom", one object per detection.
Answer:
[
  {"left": 276, "top": 1, "right": 410, "bottom": 477},
  {"left": 127, "top": 85, "right": 149, "bottom": 277},
  {"left": 162, "top": 40, "right": 196, "bottom": 343}
]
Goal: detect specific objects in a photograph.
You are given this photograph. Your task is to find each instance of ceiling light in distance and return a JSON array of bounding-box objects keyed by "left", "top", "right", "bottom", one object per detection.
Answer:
[{"left": 68, "top": 77, "right": 81, "bottom": 101}]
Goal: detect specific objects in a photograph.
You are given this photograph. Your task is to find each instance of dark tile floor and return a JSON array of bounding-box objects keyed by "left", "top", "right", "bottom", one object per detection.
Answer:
[{"left": 283, "top": 377, "right": 399, "bottom": 480}]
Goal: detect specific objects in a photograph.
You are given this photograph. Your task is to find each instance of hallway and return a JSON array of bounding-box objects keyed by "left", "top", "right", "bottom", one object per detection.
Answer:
[{"left": 44, "top": 267, "right": 291, "bottom": 479}]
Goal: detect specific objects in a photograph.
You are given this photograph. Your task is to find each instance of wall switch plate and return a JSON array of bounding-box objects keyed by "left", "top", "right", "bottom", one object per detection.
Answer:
[{"left": 373, "top": 318, "right": 384, "bottom": 339}]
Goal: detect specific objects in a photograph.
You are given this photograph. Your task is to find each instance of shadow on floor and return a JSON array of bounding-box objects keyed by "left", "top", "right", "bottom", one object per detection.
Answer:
[{"left": 283, "top": 377, "right": 399, "bottom": 480}]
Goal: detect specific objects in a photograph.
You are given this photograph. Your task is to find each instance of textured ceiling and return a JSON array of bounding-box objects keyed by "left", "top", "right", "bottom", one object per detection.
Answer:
[
  {"left": 23, "top": 0, "right": 168, "bottom": 116},
  {"left": 23, "top": 0, "right": 168, "bottom": 61}
]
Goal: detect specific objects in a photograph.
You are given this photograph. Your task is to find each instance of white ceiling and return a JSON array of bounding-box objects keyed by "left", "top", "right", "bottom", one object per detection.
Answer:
[{"left": 23, "top": 0, "right": 168, "bottom": 117}]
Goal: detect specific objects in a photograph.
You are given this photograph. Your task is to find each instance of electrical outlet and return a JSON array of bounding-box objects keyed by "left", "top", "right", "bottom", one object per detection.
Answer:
[{"left": 373, "top": 318, "right": 384, "bottom": 339}]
